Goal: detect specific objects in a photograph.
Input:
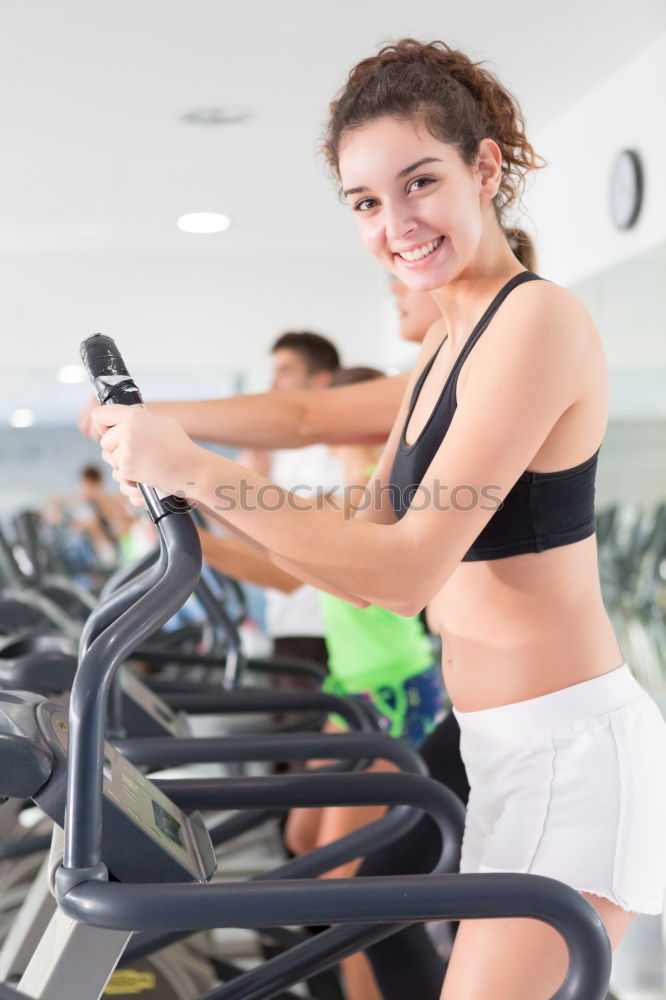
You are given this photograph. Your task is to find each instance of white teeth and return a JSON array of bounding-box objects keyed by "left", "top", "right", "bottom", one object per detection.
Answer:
[{"left": 398, "top": 236, "right": 443, "bottom": 262}]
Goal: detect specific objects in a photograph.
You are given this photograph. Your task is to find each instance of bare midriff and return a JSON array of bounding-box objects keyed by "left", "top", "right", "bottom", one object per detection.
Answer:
[{"left": 427, "top": 534, "right": 624, "bottom": 712}]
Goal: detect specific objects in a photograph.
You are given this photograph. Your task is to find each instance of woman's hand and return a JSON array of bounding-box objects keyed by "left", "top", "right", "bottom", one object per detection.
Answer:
[{"left": 91, "top": 405, "right": 201, "bottom": 506}]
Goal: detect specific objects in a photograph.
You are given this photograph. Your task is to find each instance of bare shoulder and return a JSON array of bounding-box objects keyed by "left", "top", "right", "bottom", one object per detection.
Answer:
[
  {"left": 458, "top": 277, "right": 606, "bottom": 415},
  {"left": 487, "top": 276, "right": 600, "bottom": 360}
]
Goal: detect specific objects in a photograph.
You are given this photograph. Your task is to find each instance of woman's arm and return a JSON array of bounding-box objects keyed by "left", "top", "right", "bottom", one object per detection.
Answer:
[
  {"left": 79, "top": 373, "right": 409, "bottom": 447},
  {"left": 199, "top": 523, "right": 369, "bottom": 607},
  {"left": 199, "top": 506, "right": 372, "bottom": 608},
  {"left": 94, "top": 284, "right": 588, "bottom": 615},
  {"left": 198, "top": 529, "right": 301, "bottom": 593}
]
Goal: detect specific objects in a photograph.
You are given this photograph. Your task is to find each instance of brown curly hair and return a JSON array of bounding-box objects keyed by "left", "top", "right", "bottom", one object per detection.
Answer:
[
  {"left": 324, "top": 39, "right": 544, "bottom": 221},
  {"left": 505, "top": 227, "right": 538, "bottom": 271}
]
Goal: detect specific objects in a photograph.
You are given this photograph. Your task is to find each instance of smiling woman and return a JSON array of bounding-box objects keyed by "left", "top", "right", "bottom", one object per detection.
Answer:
[
  {"left": 327, "top": 41, "right": 543, "bottom": 297},
  {"left": 89, "top": 37, "right": 666, "bottom": 1000}
]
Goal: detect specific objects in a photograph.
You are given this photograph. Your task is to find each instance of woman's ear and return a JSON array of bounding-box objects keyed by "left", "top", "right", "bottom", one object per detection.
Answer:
[{"left": 476, "top": 138, "right": 502, "bottom": 201}]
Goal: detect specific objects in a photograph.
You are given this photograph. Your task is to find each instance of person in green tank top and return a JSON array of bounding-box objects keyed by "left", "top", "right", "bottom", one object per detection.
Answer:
[
  {"left": 319, "top": 594, "right": 439, "bottom": 741},
  {"left": 311, "top": 365, "right": 445, "bottom": 745}
]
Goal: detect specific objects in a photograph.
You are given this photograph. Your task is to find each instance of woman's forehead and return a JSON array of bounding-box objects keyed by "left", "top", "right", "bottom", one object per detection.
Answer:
[{"left": 338, "top": 117, "right": 454, "bottom": 186}]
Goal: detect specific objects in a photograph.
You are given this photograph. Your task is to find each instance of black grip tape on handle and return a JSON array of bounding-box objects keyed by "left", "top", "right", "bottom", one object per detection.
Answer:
[
  {"left": 80, "top": 333, "right": 129, "bottom": 380},
  {"left": 80, "top": 333, "right": 143, "bottom": 405},
  {"left": 79, "top": 334, "right": 179, "bottom": 523}
]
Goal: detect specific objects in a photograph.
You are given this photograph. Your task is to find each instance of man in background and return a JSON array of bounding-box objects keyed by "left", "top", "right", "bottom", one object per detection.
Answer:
[{"left": 217, "top": 330, "right": 343, "bottom": 668}]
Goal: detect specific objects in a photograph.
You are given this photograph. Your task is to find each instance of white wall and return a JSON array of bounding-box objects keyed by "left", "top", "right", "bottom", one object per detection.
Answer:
[
  {"left": 527, "top": 33, "right": 666, "bottom": 288},
  {"left": 0, "top": 247, "right": 388, "bottom": 376},
  {"left": 572, "top": 240, "right": 666, "bottom": 380}
]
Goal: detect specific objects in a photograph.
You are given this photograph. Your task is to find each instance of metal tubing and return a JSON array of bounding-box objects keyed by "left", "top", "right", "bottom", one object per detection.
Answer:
[
  {"left": 130, "top": 689, "right": 372, "bottom": 733},
  {"left": 203, "top": 957, "right": 306, "bottom": 1000},
  {"left": 199, "top": 924, "right": 409, "bottom": 1000},
  {"left": 0, "top": 525, "right": 25, "bottom": 586},
  {"left": 253, "top": 809, "right": 423, "bottom": 884},
  {"left": 106, "top": 807, "right": 423, "bottom": 963},
  {"left": 206, "top": 808, "right": 283, "bottom": 847},
  {"left": 63, "top": 514, "right": 201, "bottom": 873},
  {"left": 112, "top": 730, "right": 426, "bottom": 773},
  {"left": 245, "top": 656, "right": 327, "bottom": 686},
  {"left": 0, "top": 590, "right": 79, "bottom": 639},
  {"left": 78, "top": 545, "right": 168, "bottom": 660},
  {"left": 58, "top": 873, "right": 611, "bottom": 1000},
  {"left": 123, "top": 934, "right": 315, "bottom": 1000},
  {"left": 194, "top": 567, "right": 242, "bottom": 686},
  {"left": 154, "top": 771, "right": 463, "bottom": 878},
  {"left": 99, "top": 547, "right": 158, "bottom": 602},
  {"left": 0, "top": 834, "right": 52, "bottom": 861}
]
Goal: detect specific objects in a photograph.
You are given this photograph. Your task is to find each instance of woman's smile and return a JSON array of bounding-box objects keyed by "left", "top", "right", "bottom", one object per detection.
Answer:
[{"left": 394, "top": 234, "right": 446, "bottom": 267}]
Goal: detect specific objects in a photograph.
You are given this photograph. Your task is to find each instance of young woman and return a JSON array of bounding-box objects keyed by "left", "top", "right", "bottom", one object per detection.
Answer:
[{"left": 91, "top": 39, "right": 666, "bottom": 999}]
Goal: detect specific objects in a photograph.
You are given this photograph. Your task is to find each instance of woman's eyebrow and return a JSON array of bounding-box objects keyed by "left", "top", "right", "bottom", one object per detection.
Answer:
[
  {"left": 396, "top": 157, "right": 442, "bottom": 178},
  {"left": 342, "top": 184, "right": 368, "bottom": 197},
  {"left": 343, "top": 157, "right": 443, "bottom": 197}
]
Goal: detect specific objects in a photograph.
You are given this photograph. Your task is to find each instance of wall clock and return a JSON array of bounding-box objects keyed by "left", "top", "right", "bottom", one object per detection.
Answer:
[{"left": 609, "top": 149, "right": 643, "bottom": 230}]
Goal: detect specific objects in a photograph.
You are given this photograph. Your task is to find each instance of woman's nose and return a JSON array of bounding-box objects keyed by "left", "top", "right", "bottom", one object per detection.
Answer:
[{"left": 384, "top": 202, "right": 418, "bottom": 245}]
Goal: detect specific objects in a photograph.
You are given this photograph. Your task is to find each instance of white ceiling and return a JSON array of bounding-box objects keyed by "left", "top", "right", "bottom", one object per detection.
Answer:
[
  {"left": 3, "top": 0, "right": 665, "bottom": 255},
  {"left": 1, "top": 0, "right": 665, "bottom": 419}
]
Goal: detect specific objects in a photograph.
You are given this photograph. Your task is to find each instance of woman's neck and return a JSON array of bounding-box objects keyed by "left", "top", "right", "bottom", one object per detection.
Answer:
[{"left": 430, "top": 221, "right": 525, "bottom": 349}]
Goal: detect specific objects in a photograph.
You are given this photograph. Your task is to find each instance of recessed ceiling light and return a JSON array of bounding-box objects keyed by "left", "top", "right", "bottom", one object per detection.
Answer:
[
  {"left": 57, "top": 364, "right": 86, "bottom": 384},
  {"left": 177, "top": 212, "right": 231, "bottom": 235},
  {"left": 181, "top": 107, "right": 250, "bottom": 126},
  {"left": 10, "top": 408, "right": 34, "bottom": 428}
]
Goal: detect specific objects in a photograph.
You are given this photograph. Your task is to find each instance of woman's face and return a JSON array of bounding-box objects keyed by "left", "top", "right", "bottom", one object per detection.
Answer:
[{"left": 338, "top": 116, "right": 499, "bottom": 292}]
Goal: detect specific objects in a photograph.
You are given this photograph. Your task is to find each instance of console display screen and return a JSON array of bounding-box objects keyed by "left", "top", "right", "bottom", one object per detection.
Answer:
[{"left": 151, "top": 800, "right": 185, "bottom": 848}]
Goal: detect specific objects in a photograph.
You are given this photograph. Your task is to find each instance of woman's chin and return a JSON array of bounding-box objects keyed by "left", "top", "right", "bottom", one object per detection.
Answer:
[{"left": 399, "top": 270, "right": 450, "bottom": 293}]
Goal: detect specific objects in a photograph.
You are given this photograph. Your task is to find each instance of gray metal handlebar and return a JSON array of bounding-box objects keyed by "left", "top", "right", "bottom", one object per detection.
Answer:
[
  {"left": 58, "top": 874, "right": 610, "bottom": 1000},
  {"left": 63, "top": 504, "right": 202, "bottom": 875},
  {"left": 112, "top": 729, "right": 423, "bottom": 772},
  {"left": 78, "top": 543, "right": 168, "bottom": 659},
  {"left": 155, "top": 770, "right": 464, "bottom": 879}
]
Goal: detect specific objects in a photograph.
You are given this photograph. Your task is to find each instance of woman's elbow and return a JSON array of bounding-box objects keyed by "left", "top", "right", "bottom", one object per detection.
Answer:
[
  {"left": 374, "top": 590, "right": 426, "bottom": 617},
  {"left": 378, "top": 569, "right": 446, "bottom": 617},
  {"left": 394, "top": 597, "right": 427, "bottom": 618}
]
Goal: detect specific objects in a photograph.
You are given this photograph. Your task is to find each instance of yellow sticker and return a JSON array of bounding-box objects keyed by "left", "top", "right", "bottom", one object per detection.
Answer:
[
  {"left": 104, "top": 969, "right": 156, "bottom": 995},
  {"left": 55, "top": 720, "right": 68, "bottom": 731}
]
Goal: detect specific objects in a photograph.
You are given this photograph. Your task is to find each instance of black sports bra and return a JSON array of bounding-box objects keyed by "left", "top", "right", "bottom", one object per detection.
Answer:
[{"left": 388, "top": 271, "right": 598, "bottom": 561}]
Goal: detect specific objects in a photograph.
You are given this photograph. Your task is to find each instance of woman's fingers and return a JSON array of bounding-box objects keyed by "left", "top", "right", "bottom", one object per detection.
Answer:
[
  {"left": 118, "top": 480, "right": 145, "bottom": 507},
  {"left": 77, "top": 395, "right": 102, "bottom": 441},
  {"left": 90, "top": 405, "right": 197, "bottom": 497},
  {"left": 99, "top": 424, "right": 121, "bottom": 453}
]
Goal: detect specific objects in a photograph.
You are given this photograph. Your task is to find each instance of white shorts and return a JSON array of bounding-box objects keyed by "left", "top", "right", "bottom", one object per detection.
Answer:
[{"left": 453, "top": 665, "right": 666, "bottom": 914}]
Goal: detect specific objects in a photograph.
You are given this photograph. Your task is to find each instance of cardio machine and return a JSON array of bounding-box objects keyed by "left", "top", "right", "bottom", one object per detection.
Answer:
[{"left": 0, "top": 335, "right": 612, "bottom": 1000}]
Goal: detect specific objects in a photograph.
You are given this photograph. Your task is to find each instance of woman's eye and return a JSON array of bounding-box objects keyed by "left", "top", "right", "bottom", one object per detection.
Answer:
[
  {"left": 407, "top": 176, "right": 435, "bottom": 193},
  {"left": 353, "top": 197, "right": 378, "bottom": 212}
]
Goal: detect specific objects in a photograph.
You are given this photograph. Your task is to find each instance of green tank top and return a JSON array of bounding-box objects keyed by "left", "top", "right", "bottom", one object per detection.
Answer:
[{"left": 319, "top": 593, "right": 433, "bottom": 694}]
